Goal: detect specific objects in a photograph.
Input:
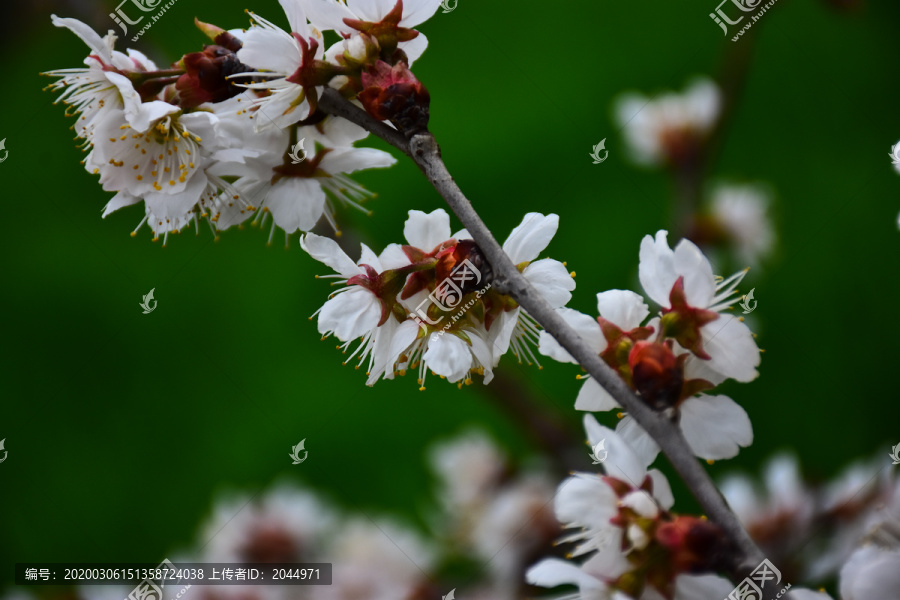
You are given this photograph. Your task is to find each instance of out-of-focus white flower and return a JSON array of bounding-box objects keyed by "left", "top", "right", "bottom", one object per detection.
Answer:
[
  {"left": 45, "top": 15, "right": 178, "bottom": 139},
  {"left": 804, "top": 457, "right": 888, "bottom": 581},
  {"left": 718, "top": 454, "right": 815, "bottom": 565},
  {"left": 309, "top": 518, "right": 434, "bottom": 600},
  {"left": 840, "top": 544, "right": 900, "bottom": 600},
  {"left": 235, "top": 2, "right": 326, "bottom": 130},
  {"left": 615, "top": 78, "right": 720, "bottom": 167},
  {"left": 428, "top": 430, "right": 557, "bottom": 600},
  {"left": 199, "top": 484, "right": 337, "bottom": 563},
  {"left": 639, "top": 230, "right": 759, "bottom": 383},
  {"left": 472, "top": 474, "right": 557, "bottom": 593},
  {"left": 429, "top": 429, "right": 507, "bottom": 512},
  {"left": 708, "top": 183, "right": 775, "bottom": 267}
]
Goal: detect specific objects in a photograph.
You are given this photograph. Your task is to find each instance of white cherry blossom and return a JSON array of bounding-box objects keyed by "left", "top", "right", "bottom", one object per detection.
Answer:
[
  {"left": 300, "top": 0, "right": 442, "bottom": 65},
  {"left": 45, "top": 16, "right": 178, "bottom": 139},
  {"left": 235, "top": 1, "right": 326, "bottom": 130},
  {"left": 639, "top": 229, "right": 759, "bottom": 383}
]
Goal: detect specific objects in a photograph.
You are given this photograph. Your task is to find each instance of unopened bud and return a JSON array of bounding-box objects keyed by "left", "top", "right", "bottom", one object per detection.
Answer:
[
  {"left": 628, "top": 341, "right": 683, "bottom": 410},
  {"left": 359, "top": 60, "right": 430, "bottom": 135}
]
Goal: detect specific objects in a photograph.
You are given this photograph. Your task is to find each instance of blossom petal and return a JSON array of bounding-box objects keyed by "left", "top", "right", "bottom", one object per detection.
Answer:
[
  {"left": 503, "top": 213, "right": 559, "bottom": 264},
  {"left": 673, "top": 237, "right": 716, "bottom": 307},
  {"left": 538, "top": 308, "right": 603, "bottom": 365},
  {"left": 680, "top": 395, "right": 753, "bottom": 460},
  {"left": 279, "top": 0, "right": 311, "bottom": 35},
  {"left": 399, "top": 32, "right": 428, "bottom": 66},
  {"left": 526, "top": 558, "right": 605, "bottom": 592},
  {"left": 404, "top": 209, "right": 452, "bottom": 250},
  {"left": 400, "top": 0, "right": 443, "bottom": 27},
  {"left": 51, "top": 15, "right": 112, "bottom": 64},
  {"left": 554, "top": 474, "right": 618, "bottom": 530},
  {"left": 101, "top": 191, "right": 140, "bottom": 218},
  {"left": 701, "top": 315, "right": 760, "bottom": 382},
  {"left": 840, "top": 545, "right": 900, "bottom": 600},
  {"left": 300, "top": 0, "right": 358, "bottom": 32},
  {"left": 524, "top": 259, "right": 575, "bottom": 308},
  {"left": 318, "top": 115, "right": 369, "bottom": 147},
  {"left": 584, "top": 414, "right": 647, "bottom": 486},
  {"left": 674, "top": 574, "right": 736, "bottom": 600},
  {"left": 357, "top": 243, "right": 382, "bottom": 272},
  {"left": 320, "top": 146, "right": 397, "bottom": 174},
  {"left": 468, "top": 332, "right": 495, "bottom": 384},
  {"left": 787, "top": 591, "right": 834, "bottom": 600},
  {"left": 615, "top": 416, "right": 660, "bottom": 467},
  {"left": 582, "top": 547, "right": 632, "bottom": 581},
  {"left": 143, "top": 173, "right": 208, "bottom": 222},
  {"left": 238, "top": 27, "right": 301, "bottom": 75},
  {"left": 574, "top": 378, "right": 619, "bottom": 412},
  {"left": 317, "top": 287, "right": 382, "bottom": 341},
  {"left": 300, "top": 232, "right": 363, "bottom": 277},
  {"left": 378, "top": 243, "right": 411, "bottom": 270},
  {"left": 424, "top": 333, "right": 471, "bottom": 383},
  {"left": 647, "top": 469, "right": 674, "bottom": 510},
  {"left": 346, "top": 0, "right": 385, "bottom": 22},
  {"left": 596, "top": 289, "right": 650, "bottom": 330},
  {"left": 367, "top": 319, "right": 419, "bottom": 385},
  {"left": 266, "top": 178, "right": 326, "bottom": 232},
  {"left": 104, "top": 72, "right": 178, "bottom": 133},
  {"left": 638, "top": 230, "right": 677, "bottom": 307}
]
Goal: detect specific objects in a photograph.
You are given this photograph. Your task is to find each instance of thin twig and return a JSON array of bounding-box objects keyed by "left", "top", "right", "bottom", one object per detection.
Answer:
[{"left": 318, "top": 88, "right": 785, "bottom": 592}]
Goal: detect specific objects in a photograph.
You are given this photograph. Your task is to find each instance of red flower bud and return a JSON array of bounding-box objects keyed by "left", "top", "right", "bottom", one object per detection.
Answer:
[
  {"left": 656, "top": 516, "right": 731, "bottom": 573},
  {"left": 359, "top": 60, "right": 430, "bottom": 135},
  {"left": 175, "top": 45, "right": 251, "bottom": 109},
  {"left": 628, "top": 341, "right": 684, "bottom": 409}
]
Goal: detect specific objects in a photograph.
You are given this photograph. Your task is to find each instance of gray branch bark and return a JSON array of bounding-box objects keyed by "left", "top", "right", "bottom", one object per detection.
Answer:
[{"left": 319, "top": 88, "right": 787, "bottom": 593}]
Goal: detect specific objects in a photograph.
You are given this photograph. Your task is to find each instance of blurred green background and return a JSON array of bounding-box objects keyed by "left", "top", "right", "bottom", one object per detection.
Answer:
[{"left": 2, "top": 0, "right": 900, "bottom": 591}]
